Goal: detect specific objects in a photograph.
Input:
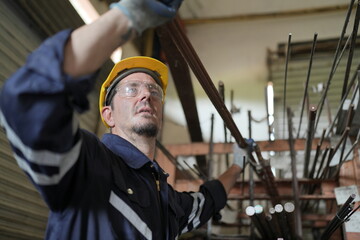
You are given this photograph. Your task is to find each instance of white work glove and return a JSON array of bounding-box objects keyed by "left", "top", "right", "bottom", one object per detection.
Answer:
[
  {"left": 232, "top": 139, "right": 255, "bottom": 169},
  {"left": 111, "top": 0, "right": 183, "bottom": 35}
]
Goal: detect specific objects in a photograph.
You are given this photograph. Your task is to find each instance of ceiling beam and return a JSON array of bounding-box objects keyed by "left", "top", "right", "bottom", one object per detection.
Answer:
[{"left": 183, "top": 4, "right": 352, "bottom": 25}]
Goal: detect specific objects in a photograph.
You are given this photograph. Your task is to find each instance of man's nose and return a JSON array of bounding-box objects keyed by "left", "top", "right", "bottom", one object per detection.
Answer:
[{"left": 139, "top": 85, "right": 151, "bottom": 101}]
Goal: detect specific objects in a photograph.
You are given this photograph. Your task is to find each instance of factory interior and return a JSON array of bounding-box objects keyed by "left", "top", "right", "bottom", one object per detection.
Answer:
[{"left": 0, "top": 0, "right": 360, "bottom": 239}]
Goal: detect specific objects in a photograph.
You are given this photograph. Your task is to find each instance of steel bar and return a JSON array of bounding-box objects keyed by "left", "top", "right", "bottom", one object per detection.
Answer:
[
  {"left": 341, "top": 129, "right": 360, "bottom": 163},
  {"left": 254, "top": 205, "right": 276, "bottom": 239},
  {"left": 336, "top": 83, "right": 358, "bottom": 135},
  {"left": 319, "top": 147, "right": 334, "bottom": 179},
  {"left": 320, "top": 194, "right": 355, "bottom": 240},
  {"left": 269, "top": 207, "right": 283, "bottom": 238},
  {"left": 297, "top": 33, "right": 318, "bottom": 139},
  {"left": 316, "top": 34, "right": 353, "bottom": 132},
  {"left": 332, "top": 129, "right": 360, "bottom": 179},
  {"left": 218, "top": 81, "right": 230, "bottom": 168},
  {"left": 314, "top": 0, "right": 356, "bottom": 132},
  {"left": 165, "top": 19, "right": 274, "bottom": 198},
  {"left": 283, "top": 33, "right": 292, "bottom": 139},
  {"left": 284, "top": 202, "right": 297, "bottom": 240},
  {"left": 247, "top": 110, "right": 256, "bottom": 240},
  {"left": 254, "top": 144, "right": 281, "bottom": 206},
  {"left": 344, "top": 203, "right": 360, "bottom": 221},
  {"left": 230, "top": 89, "right": 240, "bottom": 116},
  {"left": 314, "top": 146, "right": 330, "bottom": 180},
  {"left": 286, "top": 107, "right": 303, "bottom": 238},
  {"left": 303, "top": 106, "right": 317, "bottom": 178},
  {"left": 275, "top": 204, "right": 292, "bottom": 240},
  {"left": 341, "top": 0, "right": 360, "bottom": 99},
  {"left": 192, "top": 163, "right": 207, "bottom": 180},
  {"left": 183, "top": 160, "right": 202, "bottom": 179},
  {"left": 208, "top": 114, "right": 215, "bottom": 179},
  {"left": 326, "top": 66, "right": 359, "bottom": 138},
  {"left": 246, "top": 206, "right": 268, "bottom": 239},
  {"left": 328, "top": 127, "right": 350, "bottom": 167},
  {"left": 339, "top": 104, "right": 355, "bottom": 161},
  {"left": 308, "top": 129, "right": 326, "bottom": 179},
  {"left": 156, "top": 140, "right": 196, "bottom": 180},
  {"left": 165, "top": 19, "right": 248, "bottom": 148}
]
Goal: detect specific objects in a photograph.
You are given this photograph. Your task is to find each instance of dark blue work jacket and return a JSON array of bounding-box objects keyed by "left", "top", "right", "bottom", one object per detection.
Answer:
[{"left": 0, "top": 29, "right": 227, "bottom": 239}]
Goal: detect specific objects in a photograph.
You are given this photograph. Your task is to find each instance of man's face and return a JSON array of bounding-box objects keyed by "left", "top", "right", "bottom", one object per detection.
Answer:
[{"left": 106, "top": 72, "right": 163, "bottom": 138}]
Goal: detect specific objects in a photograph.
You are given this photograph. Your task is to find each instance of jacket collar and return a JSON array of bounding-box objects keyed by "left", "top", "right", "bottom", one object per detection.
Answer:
[{"left": 101, "top": 133, "right": 151, "bottom": 169}]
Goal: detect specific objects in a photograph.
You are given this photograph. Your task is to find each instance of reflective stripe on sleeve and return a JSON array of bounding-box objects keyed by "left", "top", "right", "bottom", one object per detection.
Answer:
[
  {"left": 0, "top": 111, "right": 81, "bottom": 185},
  {"left": 109, "top": 191, "right": 152, "bottom": 240},
  {"left": 181, "top": 192, "right": 205, "bottom": 234}
]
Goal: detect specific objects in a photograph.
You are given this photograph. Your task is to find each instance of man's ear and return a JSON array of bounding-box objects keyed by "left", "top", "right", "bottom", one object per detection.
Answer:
[{"left": 101, "top": 106, "right": 115, "bottom": 128}]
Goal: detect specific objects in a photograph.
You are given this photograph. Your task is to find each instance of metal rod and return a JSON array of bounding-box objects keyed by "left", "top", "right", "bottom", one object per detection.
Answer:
[
  {"left": 340, "top": 130, "right": 360, "bottom": 165},
  {"left": 314, "top": 0, "right": 356, "bottom": 133},
  {"left": 275, "top": 204, "right": 292, "bottom": 240},
  {"left": 286, "top": 107, "right": 303, "bottom": 238},
  {"left": 303, "top": 106, "right": 317, "bottom": 178},
  {"left": 183, "top": 160, "right": 202, "bottom": 179},
  {"left": 218, "top": 81, "right": 230, "bottom": 168},
  {"left": 329, "top": 127, "right": 350, "bottom": 166},
  {"left": 320, "top": 194, "right": 356, "bottom": 240},
  {"left": 283, "top": 33, "right": 292, "bottom": 139},
  {"left": 326, "top": 66, "right": 360, "bottom": 138},
  {"left": 254, "top": 144, "right": 281, "bottom": 206},
  {"left": 247, "top": 110, "right": 256, "bottom": 239},
  {"left": 319, "top": 147, "right": 334, "bottom": 179},
  {"left": 308, "top": 128, "right": 326, "bottom": 179},
  {"left": 156, "top": 140, "right": 196, "bottom": 180},
  {"left": 254, "top": 205, "right": 276, "bottom": 239},
  {"left": 297, "top": 33, "right": 318, "bottom": 139},
  {"left": 246, "top": 206, "right": 267, "bottom": 239},
  {"left": 284, "top": 202, "right": 297, "bottom": 240},
  {"left": 165, "top": 19, "right": 248, "bottom": 148},
  {"left": 315, "top": 146, "right": 330, "bottom": 179},
  {"left": 192, "top": 163, "right": 208, "bottom": 180},
  {"left": 315, "top": 30, "right": 354, "bottom": 133},
  {"left": 208, "top": 113, "right": 215, "bottom": 180},
  {"left": 341, "top": 0, "right": 360, "bottom": 99},
  {"left": 339, "top": 104, "right": 355, "bottom": 161}
]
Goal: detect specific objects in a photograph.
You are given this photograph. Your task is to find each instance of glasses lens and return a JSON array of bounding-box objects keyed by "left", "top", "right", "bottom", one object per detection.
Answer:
[{"left": 117, "top": 81, "right": 163, "bottom": 101}]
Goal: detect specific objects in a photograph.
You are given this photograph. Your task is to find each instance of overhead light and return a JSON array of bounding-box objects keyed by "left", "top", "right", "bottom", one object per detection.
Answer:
[
  {"left": 69, "top": 0, "right": 122, "bottom": 63},
  {"left": 266, "top": 81, "right": 275, "bottom": 141}
]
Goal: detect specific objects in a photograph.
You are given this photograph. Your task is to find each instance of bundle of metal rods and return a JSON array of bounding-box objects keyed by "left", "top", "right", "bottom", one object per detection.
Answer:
[
  {"left": 320, "top": 194, "right": 358, "bottom": 240},
  {"left": 246, "top": 202, "right": 297, "bottom": 240}
]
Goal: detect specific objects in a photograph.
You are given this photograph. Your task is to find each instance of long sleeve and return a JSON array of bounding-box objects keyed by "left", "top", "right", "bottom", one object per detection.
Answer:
[
  {"left": 0, "top": 29, "right": 98, "bottom": 209},
  {"left": 170, "top": 179, "right": 227, "bottom": 235}
]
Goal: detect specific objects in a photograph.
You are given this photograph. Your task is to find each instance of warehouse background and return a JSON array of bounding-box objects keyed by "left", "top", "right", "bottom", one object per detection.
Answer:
[{"left": 0, "top": 0, "right": 359, "bottom": 239}]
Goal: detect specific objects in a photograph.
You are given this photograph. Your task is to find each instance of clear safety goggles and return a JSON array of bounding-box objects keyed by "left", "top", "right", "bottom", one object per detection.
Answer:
[{"left": 115, "top": 81, "right": 164, "bottom": 101}]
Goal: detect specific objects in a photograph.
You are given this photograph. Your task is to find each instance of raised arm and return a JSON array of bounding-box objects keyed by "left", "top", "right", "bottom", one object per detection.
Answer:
[{"left": 63, "top": 0, "right": 183, "bottom": 77}]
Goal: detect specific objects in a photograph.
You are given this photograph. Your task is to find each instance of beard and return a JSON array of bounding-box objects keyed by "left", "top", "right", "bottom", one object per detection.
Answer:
[{"left": 132, "top": 123, "right": 158, "bottom": 138}]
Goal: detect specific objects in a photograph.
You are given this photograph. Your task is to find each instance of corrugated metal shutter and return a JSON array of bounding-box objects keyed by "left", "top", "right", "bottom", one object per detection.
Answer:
[
  {"left": 0, "top": 1, "right": 113, "bottom": 238},
  {"left": 0, "top": 1, "right": 48, "bottom": 239},
  {"left": 269, "top": 39, "right": 360, "bottom": 139}
]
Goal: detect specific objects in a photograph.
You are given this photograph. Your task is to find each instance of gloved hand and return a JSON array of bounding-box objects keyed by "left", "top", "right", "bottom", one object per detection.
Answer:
[
  {"left": 111, "top": 0, "right": 183, "bottom": 35},
  {"left": 232, "top": 138, "right": 255, "bottom": 169}
]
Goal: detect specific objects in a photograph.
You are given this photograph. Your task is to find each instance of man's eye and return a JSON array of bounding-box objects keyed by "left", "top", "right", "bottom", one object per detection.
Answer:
[
  {"left": 126, "top": 87, "right": 138, "bottom": 94},
  {"left": 151, "top": 90, "right": 160, "bottom": 96}
]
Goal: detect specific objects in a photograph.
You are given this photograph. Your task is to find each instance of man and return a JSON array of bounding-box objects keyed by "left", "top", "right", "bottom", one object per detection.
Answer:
[{"left": 0, "top": 0, "right": 251, "bottom": 239}]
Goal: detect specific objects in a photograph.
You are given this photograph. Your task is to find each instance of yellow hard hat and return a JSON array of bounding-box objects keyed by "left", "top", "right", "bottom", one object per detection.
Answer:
[{"left": 99, "top": 56, "right": 168, "bottom": 128}]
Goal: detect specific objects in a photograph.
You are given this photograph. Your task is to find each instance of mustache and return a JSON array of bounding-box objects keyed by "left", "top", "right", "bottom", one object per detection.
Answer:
[{"left": 136, "top": 102, "right": 153, "bottom": 111}]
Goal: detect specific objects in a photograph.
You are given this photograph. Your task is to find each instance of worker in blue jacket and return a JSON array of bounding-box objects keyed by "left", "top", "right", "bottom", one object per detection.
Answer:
[{"left": 0, "top": 0, "right": 252, "bottom": 239}]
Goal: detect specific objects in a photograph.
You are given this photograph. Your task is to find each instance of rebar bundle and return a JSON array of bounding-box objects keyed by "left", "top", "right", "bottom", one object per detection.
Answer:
[{"left": 320, "top": 194, "right": 357, "bottom": 240}]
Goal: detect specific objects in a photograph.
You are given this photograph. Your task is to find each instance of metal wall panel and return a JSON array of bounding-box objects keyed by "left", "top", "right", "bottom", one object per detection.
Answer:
[
  {"left": 0, "top": 1, "right": 48, "bottom": 238},
  {"left": 0, "top": 1, "right": 113, "bottom": 238}
]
